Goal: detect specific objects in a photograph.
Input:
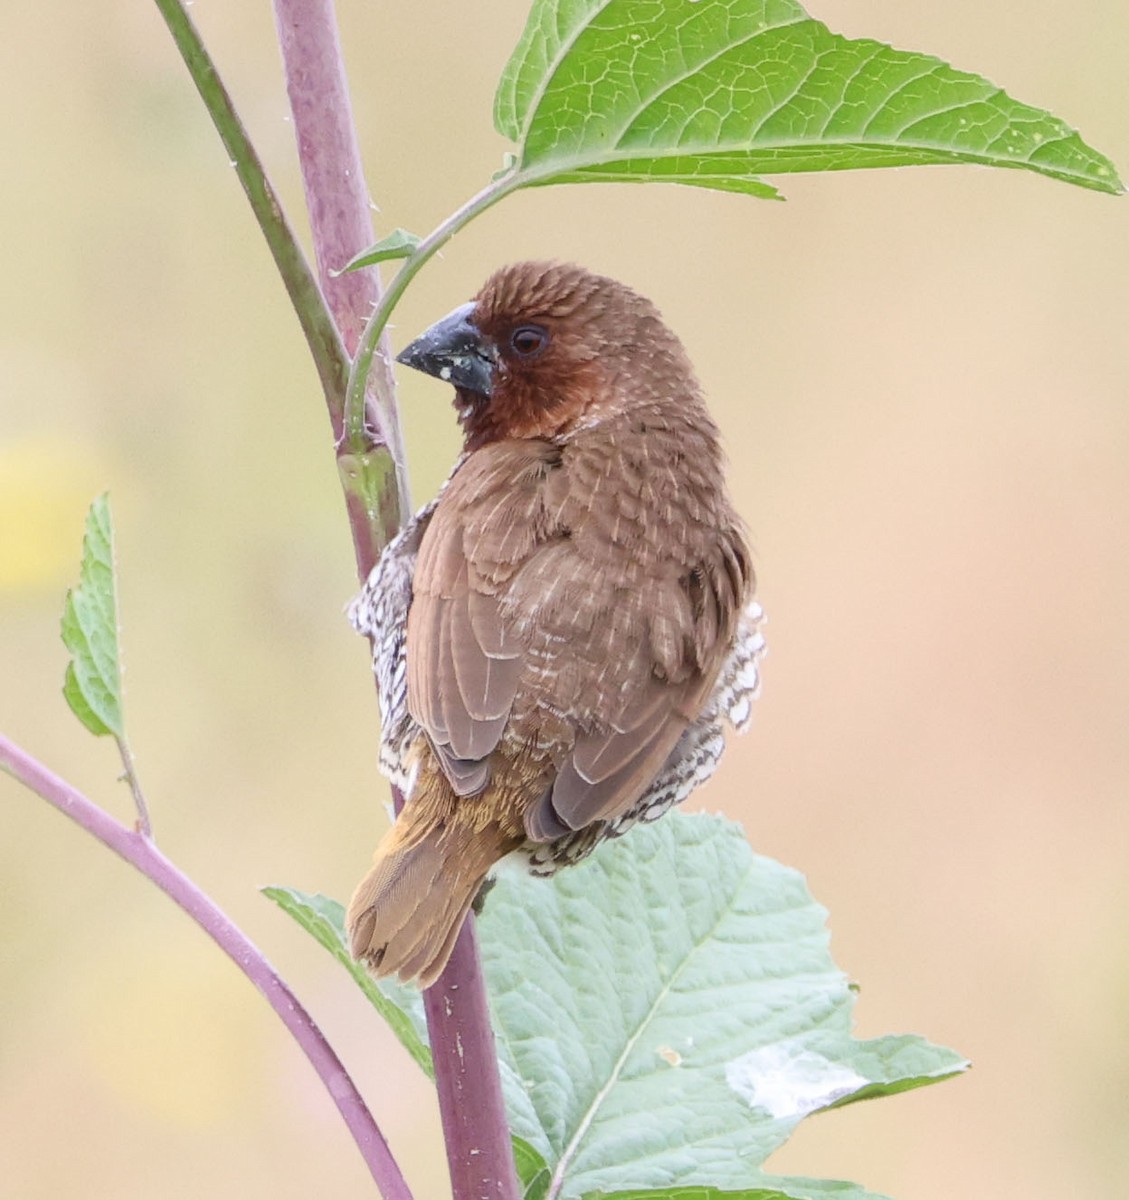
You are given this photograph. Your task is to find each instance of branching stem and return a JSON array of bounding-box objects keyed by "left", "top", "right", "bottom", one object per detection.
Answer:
[
  {"left": 114, "top": 734, "right": 152, "bottom": 840},
  {"left": 272, "top": 0, "right": 410, "bottom": 531}
]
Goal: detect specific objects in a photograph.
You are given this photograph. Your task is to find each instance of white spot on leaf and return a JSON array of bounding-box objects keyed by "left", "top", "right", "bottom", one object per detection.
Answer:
[{"left": 725, "top": 1040, "right": 867, "bottom": 1120}]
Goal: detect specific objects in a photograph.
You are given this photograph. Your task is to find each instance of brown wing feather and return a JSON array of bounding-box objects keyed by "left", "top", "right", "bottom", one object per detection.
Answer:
[
  {"left": 408, "top": 418, "right": 751, "bottom": 837},
  {"left": 525, "top": 573, "right": 723, "bottom": 838},
  {"left": 516, "top": 428, "right": 751, "bottom": 839},
  {"left": 407, "top": 593, "right": 443, "bottom": 740},
  {"left": 548, "top": 724, "right": 686, "bottom": 828},
  {"left": 448, "top": 571, "right": 521, "bottom": 724},
  {"left": 407, "top": 442, "right": 555, "bottom": 795},
  {"left": 409, "top": 586, "right": 515, "bottom": 791}
]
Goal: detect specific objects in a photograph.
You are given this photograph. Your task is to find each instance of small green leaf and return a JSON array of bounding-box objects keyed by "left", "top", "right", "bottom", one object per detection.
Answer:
[
  {"left": 478, "top": 812, "right": 967, "bottom": 1199},
  {"left": 61, "top": 494, "right": 124, "bottom": 739},
  {"left": 585, "top": 1185, "right": 882, "bottom": 1200},
  {"left": 261, "top": 887, "right": 433, "bottom": 1077},
  {"left": 495, "top": 0, "right": 1122, "bottom": 197},
  {"left": 514, "top": 1136, "right": 552, "bottom": 1200},
  {"left": 336, "top": 228, "right": 422, "bottom": 274}
]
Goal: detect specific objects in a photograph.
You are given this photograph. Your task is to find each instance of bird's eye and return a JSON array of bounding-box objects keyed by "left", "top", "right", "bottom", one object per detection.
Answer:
[{"left": 510, "top": 324, "right": 549, "bottom": 358}]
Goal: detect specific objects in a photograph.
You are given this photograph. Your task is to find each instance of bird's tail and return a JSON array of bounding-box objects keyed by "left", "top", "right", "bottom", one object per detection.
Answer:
[{"left": 346, "top": 777, "right": 521, "bottom": 988}]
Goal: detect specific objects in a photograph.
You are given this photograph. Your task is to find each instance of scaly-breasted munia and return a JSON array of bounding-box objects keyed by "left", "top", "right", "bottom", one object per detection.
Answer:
[{"left": 347, "top": 262, "right": 765, "bottom": 986}]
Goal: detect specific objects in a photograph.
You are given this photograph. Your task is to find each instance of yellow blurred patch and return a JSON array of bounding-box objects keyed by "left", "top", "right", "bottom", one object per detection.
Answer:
[
  {"left": 0, "top": 437, "right": 109, "bottom": 592},
  {"left": 77, "top": 934, "right": 263, "bottom": 1127}
]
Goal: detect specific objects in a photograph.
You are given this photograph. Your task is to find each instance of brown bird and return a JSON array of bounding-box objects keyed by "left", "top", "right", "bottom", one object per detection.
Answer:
[{"left": 347, "top": 262, "right": 765, "bottom": 986}]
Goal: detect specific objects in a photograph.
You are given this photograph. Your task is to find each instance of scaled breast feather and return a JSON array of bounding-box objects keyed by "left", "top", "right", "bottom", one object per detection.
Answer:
[{"left": 347, "top": 500, "right": 437, "bottom": 791}]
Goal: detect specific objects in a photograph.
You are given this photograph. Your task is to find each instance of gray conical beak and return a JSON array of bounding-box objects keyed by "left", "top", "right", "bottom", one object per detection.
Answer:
[{"left": 396, "top": 302, "right": 496, "bottom": 397}]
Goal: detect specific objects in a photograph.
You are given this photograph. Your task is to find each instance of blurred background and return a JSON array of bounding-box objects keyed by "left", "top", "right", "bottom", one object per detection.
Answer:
[{"left": 2, "top": 1, "right": 1127, "bottom": 1196}]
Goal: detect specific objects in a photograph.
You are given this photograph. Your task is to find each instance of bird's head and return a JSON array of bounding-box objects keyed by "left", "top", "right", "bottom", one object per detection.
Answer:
[{"left": 396, "top": 261, "right": 697, "bottom": 448}]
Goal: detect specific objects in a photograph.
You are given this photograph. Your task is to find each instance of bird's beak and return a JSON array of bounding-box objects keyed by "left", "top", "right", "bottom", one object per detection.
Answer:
[{"left": 395, "top": 302, "right": 496, "bottom": 398}]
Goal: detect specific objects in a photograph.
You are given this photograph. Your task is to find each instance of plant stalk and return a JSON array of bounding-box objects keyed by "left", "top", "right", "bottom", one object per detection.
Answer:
[
  {"left": 270, "top": 5, "right": 521, "bottom": 1199},
  {"left": 114, "top": 733, "right": 153, "bottom": 840},
  {"left": 152, "top": 0, "right": 350, "bottom": 420},
  {"left": 0, "top": 733, "right": 413, "bottom": 1200},
  {"left": 422, "top": 919, "right": 520, "bottom": 1200},
  {"left": 272, "top": 0, "right": 410, "bottom": 541}
]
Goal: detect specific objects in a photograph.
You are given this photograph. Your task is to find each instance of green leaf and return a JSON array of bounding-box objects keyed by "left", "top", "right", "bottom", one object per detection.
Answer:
[
  {"left": 514, "top": 1135, "right": 552, "bottom": 1200},
  {"left": 478, "top": 812, "right": 967, "bottom": 1200},
  {"left": 61, "top": 494, "right": 124, "bottom": 739},
  {"left": 276, "top": 817, "right": 964, "bottom": 1199},
  {"left": 336, "top": 228, "right": 422, "bottom": 274},
  {"left": 261, "top": 887, "right": 433, "bottom": 1078},
  {"left": 495, "top": 0, "right": 1122, "bottom": 196},
  {"left": 585, "top": 1184, "right": 882, "bottom": 1200}
]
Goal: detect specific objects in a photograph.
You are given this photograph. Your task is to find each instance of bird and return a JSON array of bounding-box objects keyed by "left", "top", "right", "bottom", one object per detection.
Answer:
[{"left": 346, "top": 261, "right": 765, "bottom": 987}]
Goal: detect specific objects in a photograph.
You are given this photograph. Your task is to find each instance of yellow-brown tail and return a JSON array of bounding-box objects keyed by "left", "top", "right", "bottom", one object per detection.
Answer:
[{"left": 346, "top": 783, "right": 521, "bottom": 988}]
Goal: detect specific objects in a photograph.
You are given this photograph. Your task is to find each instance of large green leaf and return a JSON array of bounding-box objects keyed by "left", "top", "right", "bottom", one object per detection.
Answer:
[
  {"left": 278, "top": 814, "right": 966, "bottom": 1199},
  {"left": 61, "top": 494, "right": 124, "bottom": 739},
  {"left": 477, "top": 813, "right": 967, "bottom": 1199},
  {"left": 494, "top": 0, "right": 1122, "bottom": 196}
]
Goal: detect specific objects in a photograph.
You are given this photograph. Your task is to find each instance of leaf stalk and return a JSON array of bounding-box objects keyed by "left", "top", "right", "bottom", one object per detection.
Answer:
[
  {"left": 343, "top": 171, "right": 526, "bottom": 453},
  {"left": 114, "top": 734, "right": 153, "bottom": 840}
]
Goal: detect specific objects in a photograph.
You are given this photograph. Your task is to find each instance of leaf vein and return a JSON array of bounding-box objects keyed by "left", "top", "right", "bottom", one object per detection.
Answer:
[
  {"left": 614, "top": 15, "right": 809, "bottom": 150},
  {"left": 519, "top": 0, "right": 622, "bottom": 146},
  {"left": 816, "top": 43, "right": 886, "bottom": 138},
  {"left": 545, "top": 858, "right": 756, "bottom": 1198},
  {"left": 860, "top": 61, "right": 947, "bottom": 135},
  {"left": 893, "top": 89, "right": 1006, "bottom": 141},
  {"left": 749, "top": 58, "right": 821, "bottom": 142}
]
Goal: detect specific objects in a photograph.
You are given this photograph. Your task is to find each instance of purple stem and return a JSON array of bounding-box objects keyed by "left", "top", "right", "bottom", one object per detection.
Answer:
[
  {"left": 270, "top": 6, "right": 520, "bottom": 1199},
  {"left": 271, "top": 0, "right": 378, "bottom": 357},
  {"left": 271, "top": 0, "right": 409, "bottom": 539},
  {"left": 422, "top": 920, "right": 520, "bottom": 1200},
  {"left": 0, "top": 732, "right": 413, "bottom": 1200}
]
